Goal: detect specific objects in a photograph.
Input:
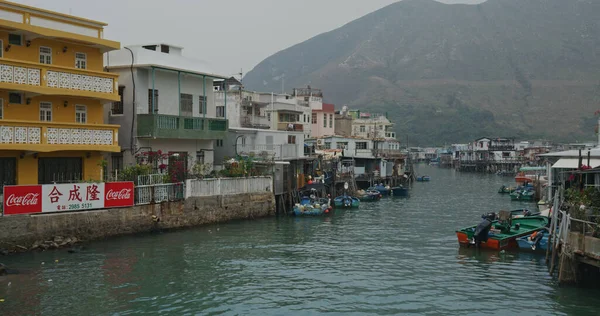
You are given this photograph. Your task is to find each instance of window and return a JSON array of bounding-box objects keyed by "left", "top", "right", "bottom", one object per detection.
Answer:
[
  {"left": 329, "top": 114, "right": 333, "bottom": 128},
  {"left": 0, "top": 98, "right": 3, "bottom": 119},
  {"left": 356, "top": 142, "right": 367, "bottom": 150},
  {"left": 324, "top": 142, "right": 331, "bottom": 149},
  {"left": 267, "top": 113, "right": 271, "bottom": 122},
  {"left": 39, "top": 102, "right": 52, "bottom": 122},
  {"left": 180, "top": 93, "right": 193, "bottom": 117},
  {"left": 161, "top": 45, "right": 170, "bottom": 53},
  {"left": 111, "top": 154, "right": 123, "bottom": 174},
  {"left": 323, "top": 113, "right": 327, "bottom": 127},
  {"left": 142, "top": 45, "right": 157, "bottom": 51},
  {"left": 8, "top": 34, "right": 22, "bottom": 46},
  {"left": 216, "top": 106, "right": 225, "bottom": 118},
  {"left": 148, "top": 89, "right": 159, "bottom": 113},
  {"left": 360, "top": 125, "right": 366, "bottom": 133},
  {"left": 311, "top": 113, "right": 317, "bottom": 124},
  {"left": 241, "top": 137, "right": 246, "bottom": 146},
  {"left": 112, "top": 86, "right": 125, "bottom": 115},
  {"left": 338, "top": 142, "right": 348, "bottom": 149},
  {"left": 39, "top": 46, "right": 52, "bottom": 64},
  {"left": 288, "top": 135, "right": 296, "bottom": 144},
  {"left": 8, "top": 92, "right": 22, "bottom": 104},
  {"left": 196, "top": 151, "right": 205, "bottom": 165},
  {"left": 199, "top": 96, "right": 206, "bottom": 114},
  {"left": 75, "top": 105, "right": 87, "bottom": 123},
  {"left": 216, "top": 139, "right": 223, "bottom": 147},
  {"left": 0, "top": 40, "right": 3, "bottom": 58},
  {"left": 75, "top": 52, "right": 87, "bottom": 69}
]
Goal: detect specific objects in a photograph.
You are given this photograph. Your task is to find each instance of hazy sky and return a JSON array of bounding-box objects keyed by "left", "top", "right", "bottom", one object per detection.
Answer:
[{"left": 16, "top": 0, "right": 485, "bottom": 76}]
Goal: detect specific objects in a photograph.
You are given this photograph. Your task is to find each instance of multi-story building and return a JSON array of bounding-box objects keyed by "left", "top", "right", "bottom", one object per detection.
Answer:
[
  {"left": 0, "top": 1, "right": 121, "bottom": 186},
  {"left": 105, "top": 44, "right": 228, "bottom": 172},
  {"left": 213, "top": 85, "right": 305, "bottom": 166},
  {"left": 292, "top": 86, "right": 322, "bottom": 140},
  {"left": 311, "top": 103, "right": 335, "bottom": 138},
  {"left": 349, "top": 111, "right": 396, "bottom": 140}
]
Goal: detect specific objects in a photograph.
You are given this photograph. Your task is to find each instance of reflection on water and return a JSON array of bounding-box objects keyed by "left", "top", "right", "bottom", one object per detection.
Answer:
[{"left": 1, "top": 165, "right": 599, "bottom": 315}]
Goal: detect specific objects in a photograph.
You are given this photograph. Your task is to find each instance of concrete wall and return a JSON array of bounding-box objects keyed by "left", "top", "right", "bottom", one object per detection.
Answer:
[{"left": 0, "top": 192, "right": 275, "bottom": 252}]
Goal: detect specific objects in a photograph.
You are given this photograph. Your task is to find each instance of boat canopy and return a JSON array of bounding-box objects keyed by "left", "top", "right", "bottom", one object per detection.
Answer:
[{"left": 519, "top": 167, "right": 547, "bottom": 172}]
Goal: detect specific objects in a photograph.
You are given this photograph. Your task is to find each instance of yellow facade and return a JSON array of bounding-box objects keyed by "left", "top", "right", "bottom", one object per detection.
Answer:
[{"left": 0, "top": 0, "right": 120, "bottom": 185}]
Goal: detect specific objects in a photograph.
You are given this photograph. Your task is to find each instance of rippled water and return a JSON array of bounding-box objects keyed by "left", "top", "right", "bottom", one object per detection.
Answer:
[{"left": 1, "top": 166, "right": 600, "bottom": 315}]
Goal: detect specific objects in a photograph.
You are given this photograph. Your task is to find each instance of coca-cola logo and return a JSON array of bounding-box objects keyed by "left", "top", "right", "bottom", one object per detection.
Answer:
[
  {"left": 6, "top": 193, "right": 40, "bottom": 207},
  {"left": 106, "top": 189, "right": 132, "bottom": 200}
]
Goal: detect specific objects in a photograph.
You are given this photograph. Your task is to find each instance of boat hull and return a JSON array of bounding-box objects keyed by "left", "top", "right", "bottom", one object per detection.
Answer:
[
  {"left": 293, "top": 208, "right": 327, "bottom": 216},
  {"left": 516, "top": 235, "right": 549, "bottom": 251},
  {"left": 359, "top": 194, "right": 381, "bottom": 202}
]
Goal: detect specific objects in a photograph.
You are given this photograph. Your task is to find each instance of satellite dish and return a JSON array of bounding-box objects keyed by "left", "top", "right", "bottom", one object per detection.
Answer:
[{"left": 344, "top": 182, "right": 349, "bottom": 190}]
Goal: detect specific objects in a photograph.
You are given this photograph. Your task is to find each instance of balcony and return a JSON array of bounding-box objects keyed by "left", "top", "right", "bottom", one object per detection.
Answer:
[
  {"left": 489, "top": 145, "right": 516, "bottom": 151},
  {"left": 237, "top": 144, "right": 299, "bottom": 160},
  {"left": 277, "top": 122, "right": 304, "bottom": 132},
  {"left": 0, "top": 58, "right": 119, "bottom": 102},
  {"left": 137, "top": 114, "right": 228, "bottom": 140},
  {"left": 0, "top": 119, "right": 119, "bottom": 152},
  {"left": 241, "top": 116, "right": 270, "bottom": 129}
]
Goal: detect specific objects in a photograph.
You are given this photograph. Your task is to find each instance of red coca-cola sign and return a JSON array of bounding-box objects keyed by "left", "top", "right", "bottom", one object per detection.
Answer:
[
  {"left": 3, "top": 185, "right": 42, "bottom": 215},
  {"left": 104, "top": 182, "right": 134, "bottom": 208}
]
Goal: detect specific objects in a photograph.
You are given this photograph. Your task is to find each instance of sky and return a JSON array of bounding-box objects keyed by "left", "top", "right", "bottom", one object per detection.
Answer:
[{"left": 15, "top": 0, "right": 485, "bottom": 77}]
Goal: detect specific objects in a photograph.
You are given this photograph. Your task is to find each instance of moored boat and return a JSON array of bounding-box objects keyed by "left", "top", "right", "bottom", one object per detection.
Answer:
[
  {"left": 456, "top": 211, "right": 549, "bottom": 250},
  {"left": 369, "top": 184, "right": 391, "bottom": 196},
  {"left": 293, "top": 183, "right": 332, "bottom": 216},
  {"left": 510, "top": 187, "right": 535, "bottom": 201},
  {"left": 416, "top": 176, "right": 431, "bottom": 182},
  {"left": 358, "top": 189, "right": 382, "bottom": 202},
  {"left": 498, "top": 185, "right": 516, "bottom": 194},
  {"left": 516, "top": 228, "right": 550, "bottom": 251},
  {"left": 334, "top": 195, "right": 360, "bottom": 208},
  {"left": 391, "top": 186, "right": 409, "bottom": 197}
]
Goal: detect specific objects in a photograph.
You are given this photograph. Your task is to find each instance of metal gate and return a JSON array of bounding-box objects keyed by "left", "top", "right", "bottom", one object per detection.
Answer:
[{"left": 38, "top": 157, "right": 83, "bottom": 184}]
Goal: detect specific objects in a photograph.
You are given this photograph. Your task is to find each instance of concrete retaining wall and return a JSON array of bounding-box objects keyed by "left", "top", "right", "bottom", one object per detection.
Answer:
[{"left": 0, "top": 192, "right": 275, "bottom": 253}]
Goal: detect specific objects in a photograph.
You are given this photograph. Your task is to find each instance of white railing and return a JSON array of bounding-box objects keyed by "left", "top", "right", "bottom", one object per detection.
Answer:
[
  {"left": 137, "top": 174, "right": 165, "bottom": 186},
  {"left": 0, "top": 62, "right": 116, "bottom": 95},
  {"left": 0, "top": 123, "right": 116, "bottom": 146},
  {"left": 185, "top": 177, "right": 272, "bottom": 198},
  {"left": 135, "top": 182, "right": 185, "bottom": 205}
]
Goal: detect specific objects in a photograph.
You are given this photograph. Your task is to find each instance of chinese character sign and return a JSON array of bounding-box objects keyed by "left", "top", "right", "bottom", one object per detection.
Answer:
[
  {"left": 2, "top": 182, "right": 134, "bottom": 216},
  {"left": 42, "top": 183, "right": 105, "bottom": 212}
]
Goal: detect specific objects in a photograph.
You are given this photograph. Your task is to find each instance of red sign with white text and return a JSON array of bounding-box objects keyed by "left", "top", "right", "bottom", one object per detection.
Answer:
[
  {"left": 104, "top": 182, "right": 134, "bottom": 208},
  {"left": 3, "top": 185, "right": 43, "bottom": 215},
  {"left": 2, "top": 182, "right": 134, "bottom": 216}
]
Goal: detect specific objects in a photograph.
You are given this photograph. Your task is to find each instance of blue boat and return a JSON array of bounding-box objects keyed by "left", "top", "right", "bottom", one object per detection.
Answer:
[
  {"left": 391, "top": 186, "right": 409, "bottom": 197},
  {"left": 516, "top": 229, "right": 550, "bottom": 251},
  {"left": 369, "top": 184, "right": 391, "bottom": 196},
  {"left": 293, "top": 183, "right": 332, "bottom": 216},
  {"left": 334, "top": 195, "right": 360, "bottom": 208},
  {"left": 417, "top": 176, "right": 431, "bottom": 182}
]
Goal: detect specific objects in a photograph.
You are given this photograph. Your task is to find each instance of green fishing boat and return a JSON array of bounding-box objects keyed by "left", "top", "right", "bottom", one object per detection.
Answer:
[
  {"left": 510, "top": 189, "right": 535, "bottom": 201},
  {"left": 456, "top": 212, "right": 549, "bottom": 250}
]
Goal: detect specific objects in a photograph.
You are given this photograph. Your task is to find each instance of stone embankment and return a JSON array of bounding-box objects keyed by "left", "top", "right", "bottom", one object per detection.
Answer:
[{"left": 0, "top": 192, "right": 275, "bottom": 255}]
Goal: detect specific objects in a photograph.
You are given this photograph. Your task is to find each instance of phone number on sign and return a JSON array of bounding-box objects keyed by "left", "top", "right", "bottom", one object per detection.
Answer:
[{"left": 55, "top": 203, "right": 94, "bottom": 211}]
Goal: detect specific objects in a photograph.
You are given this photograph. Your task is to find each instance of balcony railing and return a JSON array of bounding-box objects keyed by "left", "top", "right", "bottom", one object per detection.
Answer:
[
  {"left": 237, "top": 144, "right": 299, "bottom": 160},
  {"left": 277, "top": 122, "right": 304, "bottom": 132},
  {"left": 0, "top": 58, "right": 119, "bottom": 102},
  {"left": 488, "top": 145, "right": 516, "bottom": 151},
  {"left": 137, "top": 114, "right": 228, "bottom": 140},
  {"left": 241, "top": 116, "right": 270, "bottom": 129},
  {"left": 0, "top": 119, "right": 119, "bottom": 152}
]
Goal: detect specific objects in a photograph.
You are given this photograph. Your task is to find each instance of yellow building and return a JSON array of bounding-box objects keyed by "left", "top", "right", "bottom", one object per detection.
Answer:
[{"left": 0, "top": 0, "right": 120, "bottom": 185}]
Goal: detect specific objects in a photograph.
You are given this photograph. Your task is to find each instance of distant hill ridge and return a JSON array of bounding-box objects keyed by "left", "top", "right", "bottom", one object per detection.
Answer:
[{"left": 244, "top": 0, "right": 600, "bottom": 145}]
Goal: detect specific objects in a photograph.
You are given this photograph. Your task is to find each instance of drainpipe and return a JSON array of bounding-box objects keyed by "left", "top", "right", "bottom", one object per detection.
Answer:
[
  {"left": 151, "top": 66, "right": 156, "bottom": 137},
  {"left": 178, "top": 71, "right": 181, "bottom": 117}
]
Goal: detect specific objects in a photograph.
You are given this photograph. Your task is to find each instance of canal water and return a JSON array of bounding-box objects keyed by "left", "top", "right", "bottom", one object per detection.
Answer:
[{"left": 1, "top": 166, "right": 599, "bottom": 315}]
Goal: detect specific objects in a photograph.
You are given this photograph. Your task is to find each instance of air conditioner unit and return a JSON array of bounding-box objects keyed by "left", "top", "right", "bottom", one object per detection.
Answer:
[
  {"left": 317, "top": 139, "right": 323, "bottom": 145},
  {"left": 213, "top": 86, "right": 220, "bottom": 91}
]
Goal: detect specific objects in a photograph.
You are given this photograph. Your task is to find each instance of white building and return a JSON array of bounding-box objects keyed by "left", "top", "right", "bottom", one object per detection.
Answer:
[
  {"left": 213, "top": 83, "right": 305, "bottom": 167},
  {"left": 105, "top": 43, "right": 228, "bottom": 172}
]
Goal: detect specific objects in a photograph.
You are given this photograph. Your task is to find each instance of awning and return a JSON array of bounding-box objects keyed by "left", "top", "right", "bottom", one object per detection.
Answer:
[{"left": 551, "top": 158, "right": 600, "bottom": 169}]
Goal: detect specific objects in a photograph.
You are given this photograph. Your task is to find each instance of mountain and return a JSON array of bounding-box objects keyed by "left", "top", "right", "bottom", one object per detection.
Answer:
[{"left": 243, "top": 0, "right": 600, "bottom": 145}]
